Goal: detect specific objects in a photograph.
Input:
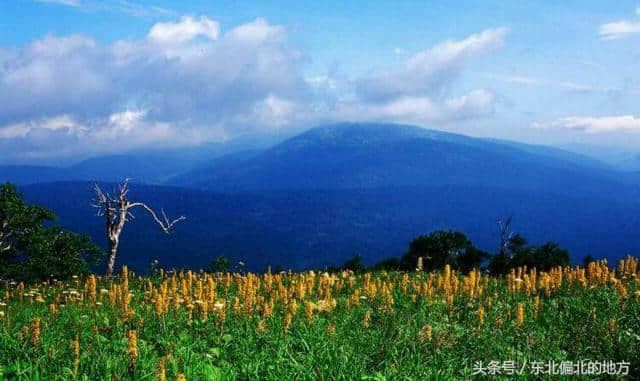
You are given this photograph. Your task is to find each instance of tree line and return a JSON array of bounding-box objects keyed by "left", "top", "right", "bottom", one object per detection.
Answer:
[{"left": 1, "top": 181, "right": 589, "bottom": 282}]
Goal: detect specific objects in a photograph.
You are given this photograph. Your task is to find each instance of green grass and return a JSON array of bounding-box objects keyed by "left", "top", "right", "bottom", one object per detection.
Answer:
[{"left": 0, "top": 265, "right": 638, "bottom": 380}]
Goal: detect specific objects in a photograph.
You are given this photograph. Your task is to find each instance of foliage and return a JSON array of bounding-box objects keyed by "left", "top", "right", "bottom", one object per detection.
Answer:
[
  {"left": 371, "top": 257, "right": 401, "bottom": 271},
  {"left": 0, "top": 258, "right": 638, "bottom": 379},
  {"left": 0, "top": 183, "right": 101, "bottom": 281},
  {"left": 341, "top": 254, "right": 365, "bottom": 273},
  {"left": 401, "top": 230, "right": 489, "bottom": 272},
  {"left": 488, "top": 234, "right": 570, "bottom": 275},
  {"left": 206, "top": 256, "right": 230, "bottom": 273}
]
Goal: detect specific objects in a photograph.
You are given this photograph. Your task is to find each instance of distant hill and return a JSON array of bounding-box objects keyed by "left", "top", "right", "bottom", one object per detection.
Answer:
[
  {"left": 171, "top": 123, "right": 632, "bottom": 200},
  {"left": 21, "top": 181, "right": 640, "bottom": 273},
  {"left": 0, "top": 133, "right": 285, "bottom": 185},
  {"left": 7, "top": 123, "right": 640, "bottom": 273}
]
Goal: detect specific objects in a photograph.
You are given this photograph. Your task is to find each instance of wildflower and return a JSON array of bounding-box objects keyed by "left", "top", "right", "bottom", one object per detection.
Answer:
[
  {"left": 31, "top": 317, "right": 41, "bottom": 346},
  {"left": 71, "top": 335, "right": 80, "bottom": 373},
  {"left": 304, "top": 301, "right": 314, "bottom": 323},
  {"left": 157, "top": 357, "right": 166, "bottom": 381},
  {"left": 609, "top": 318, "right": 617, "bottom": 332},
  {"left": 176, "top": 374, "right": 187, "bottom": 381},
  {"left": 327, "top": 323, "right": 336, "bottom": 336},
  {"left": 477, "top": 306, "right": 484, "bottom": 326},
  {"left": 256, "top": 319, "right": 266, "bottom": 334},
  {"left": 516, "top": 303, "right": 524, "bottom": 328},
  {"left": 284, "top": 313, "right": 293, "bottom": 333},
  {"left": 419, "top": 324, "right": 432, "bottom": 343},
  {"left": 363, "top": 309, "right": 371, "bottom": 328},
  {"left": 128, "top": 330, "right": 138, "bottom": 368}
]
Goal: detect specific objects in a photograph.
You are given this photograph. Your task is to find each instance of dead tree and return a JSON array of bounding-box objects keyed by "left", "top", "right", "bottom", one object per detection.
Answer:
[
  {"left": 92, "top": 179, "right": 185, "bottom": 276},
  {"left": 497, "top": 215, "right": 514, "bottom": 258}
]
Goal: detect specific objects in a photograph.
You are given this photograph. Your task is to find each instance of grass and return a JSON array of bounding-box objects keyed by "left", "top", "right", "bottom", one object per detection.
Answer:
[{"left": 0, "top": 258, "right": 638, "bottom": 380}]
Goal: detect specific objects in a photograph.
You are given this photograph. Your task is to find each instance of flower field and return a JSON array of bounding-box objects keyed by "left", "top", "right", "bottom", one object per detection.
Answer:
[{"left": 0, "top": 258, "right": 638, "bottom": 380}]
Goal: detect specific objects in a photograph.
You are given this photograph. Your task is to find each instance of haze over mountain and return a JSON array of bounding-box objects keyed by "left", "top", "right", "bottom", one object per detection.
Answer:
[
  {"left": 0, "top": 133, "right": 286, "bottom": 185},
  {"left": 170, "top": 123, "right": 635, "bottom": 199}
]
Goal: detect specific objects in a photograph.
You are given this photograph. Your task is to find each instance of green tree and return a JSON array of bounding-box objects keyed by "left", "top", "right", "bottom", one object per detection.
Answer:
[
  {"left": 0, "top": 182, "right": 101, "bottom": 281},
  {"left": 341, "top": 254, "right": 365, "bottom": 273},
  {"left": 206, "top": 255, "right": 230, "bottom": 273},
  {"left": 401, "top": 230, "right": 488, "bottom": 272},
  {"left": 488, "top": 234, "right": 570, "bottom": 274},
  {"left": 0, "top": 182, "right": 54, "bottom": 256}
]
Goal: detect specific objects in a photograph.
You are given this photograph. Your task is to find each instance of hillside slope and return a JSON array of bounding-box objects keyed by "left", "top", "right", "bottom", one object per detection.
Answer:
[
  {"left": 21, "top": 181, "right": 640, "bottom": 273},
  {"left": 172, "top": 123, "right": 630, "bottom": 199}
]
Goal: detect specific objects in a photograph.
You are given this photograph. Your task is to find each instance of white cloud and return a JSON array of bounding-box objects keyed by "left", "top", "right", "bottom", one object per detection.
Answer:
[
  {"left": 357, "top": 28, "right": 507, "bottom": 101},
  {"left": 335, "top": 90, "right": 495, "bottom": 124},
  {"left": 35, "top": 0, "right": 80, "bottom": 7},
  {"left": 0, "top": 123, "right": 30, "bottom": 139},
  {"left": 599, "top": 8, "right": 640, "bottom": 40},
  {"left": 533, "top": 115, "right": 640, "bottom": 133},
  {"left": 148, "top": 15, "right": 220, "bottom": 44},
  {"left": 0, "top": 21, "right": 506, "bottom": 162},
  {"left": 343, "top": 28, "right": 505, "bottom": 125},
  {"left": 34, "top": 0, "right": 177, "bottom": 18},
  {"left": 492, "top": 74, "right": 606, "bottom": 93}
]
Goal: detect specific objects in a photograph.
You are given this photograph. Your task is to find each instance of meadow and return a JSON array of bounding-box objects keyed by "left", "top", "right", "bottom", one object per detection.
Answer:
[{"left": 0, "top": 257, "right": 638, "bottom": 380}]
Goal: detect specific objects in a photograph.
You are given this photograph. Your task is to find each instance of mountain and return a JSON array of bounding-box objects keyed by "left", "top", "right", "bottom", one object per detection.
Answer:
[
  {"left": 0, "top": 133, "right": 284, "bottom": 185},
  {"left": 171, "top": 123, "right": 633, "bottom": 200},
  {"left": 0, "top": 165, "right": 72, "bottom": 185},
  {"left": 20, "top": 181, "right": 640, "bottom": 273},
  {"left": 8, "top": 123, "right": 640, "bottom": 273}
]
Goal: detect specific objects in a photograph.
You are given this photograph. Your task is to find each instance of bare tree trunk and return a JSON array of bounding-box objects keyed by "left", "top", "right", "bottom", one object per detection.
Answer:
[
  {"left": 93, "top": 179, "right": 185, "bottom": 276},
  {"left": 106, "top": 240, "right": 118, "bottom": 277}
]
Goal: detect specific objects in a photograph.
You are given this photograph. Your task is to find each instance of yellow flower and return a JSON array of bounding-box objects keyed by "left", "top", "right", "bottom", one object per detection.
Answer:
[
  {"left": 71, "top": 335, "right": 80, "bottom": 373},
  {"left": 127, "top": 330, "right": 138, "bottom": 367},
  {"left": 419, "top": 324, "right": 432, "bottom": 343},
  {"left": 516, "top": 303, "right": 524, "bottom": 328},
  {"left": 31, "top": 317, "right": 41, "bottom": 346},
  {"left": 283, "top": 313, "right": 293, "bottom": 333},
  {"left": 157, "top": 357, "right": 167, "bottom": 381},
  {"left": 363, "top": 309, "right": 371, "bottom": 328}
]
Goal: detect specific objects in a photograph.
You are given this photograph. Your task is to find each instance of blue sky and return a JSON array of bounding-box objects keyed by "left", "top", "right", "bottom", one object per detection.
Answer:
[{"left": 1, "top": 0, "right": 640, "bottom": 163}]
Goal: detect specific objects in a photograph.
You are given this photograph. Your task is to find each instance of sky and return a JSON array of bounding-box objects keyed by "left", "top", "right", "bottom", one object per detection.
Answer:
[{"left": 1, "top": 0, "right": 640, "bottom": 164}]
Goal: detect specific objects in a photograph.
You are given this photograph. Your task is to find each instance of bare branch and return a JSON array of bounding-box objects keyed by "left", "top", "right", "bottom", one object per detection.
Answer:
[
  {"left": 91, "top": 178, "right": 186, "bottom": 276},
  {"left": 497, "top": 215, "right": 514, "bottom": 257},
  {"left": 129, "top": 202, "right": 186, "bottom": 234}
]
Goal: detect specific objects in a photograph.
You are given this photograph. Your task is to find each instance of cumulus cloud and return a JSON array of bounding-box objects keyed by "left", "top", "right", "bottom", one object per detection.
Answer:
[
  {"left": 0, "top": 19, "right": 507, "bottom": 162},
  {"left": 333, "top": 89, "right": 495, "bottom": 125},
  {"left": 599, "top": 8, "right": 640, "bottom": 40},
  {"left": 148, "top": 16, "right": 220, "bottom": 44},
  {"left": 356, "top": 28, "right": 507, "bottom": 102},
  {"left": 533, "top": 115, "right": 640, "bottom": 133},
  {"left": 342, "top": 28, "right": 505, "bottom": 125}
]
